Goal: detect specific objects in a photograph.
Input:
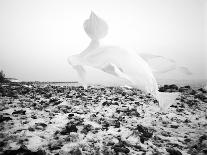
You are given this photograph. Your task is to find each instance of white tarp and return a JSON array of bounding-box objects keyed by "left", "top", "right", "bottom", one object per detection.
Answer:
[
  {"left": 68, "top": 12, "right": 158, "bottom": 98},
  {"left": 67, "top": 12, "right": 191, "bottom": 107},
  {"left": 139, "top": 53, "right": 192, "bottom": 75}
]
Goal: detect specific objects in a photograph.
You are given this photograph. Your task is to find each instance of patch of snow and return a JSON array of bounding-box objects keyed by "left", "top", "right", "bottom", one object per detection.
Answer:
[{"left": 27, "top": 135, "right": 45, "bottom": 151}]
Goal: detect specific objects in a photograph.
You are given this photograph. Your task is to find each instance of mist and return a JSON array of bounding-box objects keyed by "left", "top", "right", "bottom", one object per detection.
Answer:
[{"left": 0, "top": 0, "right": 206, "bottom": 81}]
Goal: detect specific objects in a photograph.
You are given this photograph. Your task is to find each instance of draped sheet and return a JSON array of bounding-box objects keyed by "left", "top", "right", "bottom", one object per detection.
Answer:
[
  {"left": 139, "top": 53, "right": 192, "bottom": 75},
  {"left": 67, "top": 12, "right": 192, "bottom": 100},
  {"left": 68, "top": 12, "right": 158, "bottom": 98}
]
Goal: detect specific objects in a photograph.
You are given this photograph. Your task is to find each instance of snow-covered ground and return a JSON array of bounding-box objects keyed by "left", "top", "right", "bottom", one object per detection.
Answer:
[{"left": 0, "top": 84, "right": 207, "bottom": 155}]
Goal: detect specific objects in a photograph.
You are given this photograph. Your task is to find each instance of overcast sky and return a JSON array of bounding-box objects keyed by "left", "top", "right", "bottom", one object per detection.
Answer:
[{"left": 0, "top": 0, "right": 206, "bottom": 81}]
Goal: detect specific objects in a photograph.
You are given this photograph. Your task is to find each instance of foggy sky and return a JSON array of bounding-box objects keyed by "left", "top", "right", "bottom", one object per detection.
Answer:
[{"left": 0, "top": 0, "right": 206, "bottom": 81}]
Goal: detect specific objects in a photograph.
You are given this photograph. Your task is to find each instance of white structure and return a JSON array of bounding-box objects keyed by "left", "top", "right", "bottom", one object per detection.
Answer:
[{"left": 68, "top": 12, "right": 158, "bottom": 98}]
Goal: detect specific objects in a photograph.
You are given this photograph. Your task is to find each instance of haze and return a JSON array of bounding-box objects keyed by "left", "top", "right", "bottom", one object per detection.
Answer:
[{"left": 0, "top": 0, "right": 207, "bottom": 81}]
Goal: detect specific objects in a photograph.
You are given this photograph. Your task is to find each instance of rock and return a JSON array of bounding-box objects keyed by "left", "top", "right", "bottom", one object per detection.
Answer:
[
  {"left": 102, "top": 121, "right": 110, "bottom": 130},
  {"left": 170, "top": 124, "right": 179, "bottom": 129},
  {"left": 112, "top": 144, "right": 130, "bottom": 154},
  {"left": 136, "top": 124, "right": 153, "bottom": 143},
  {"left": 49, "top": 97, "right": 61, "bottom": 105},
  {"left": 159, "top": 87, "right": 166, "bottom": 92},
  {"left": 176, "top": 108, "right": 184, "bottom": 112},
  {"left": 113, "top": 120, "right": 120, "bottom": 128},
  {"left": 28, "top": 127, "right": 35, "bottom": 131},
  {"left": 199, "top": 135, "right": 207, "bottom": 143},
  {"left": 202, "top": 149, "right": 207, "bottom": 154},
  {"left": 0, "top": 140, "right": 6, "bottom": 148},
  {"left": 122, "top": 91, "right": 127, "bottom": 96},
  {"left": 81, "top": 124, "right": 93, "bottom": 134},
  {"left": 198, "top": 88, "right": 207, "bottom": 93},
  {"left": 184, "top": 138, "right": 191, "bottom": 143},
  {"left": 195, "top": 93, "right": 207, "bottom": 101},
  {"left": 0, "top": 116, "right": 12, "bottom": 123},
  {"left": 2, "top": 145, "right": 46, "bottom": 155},
  {"left": 69, "top": 148, "right": 82, "bottom": 155},
  {"left": 35, "top": 122, "right": 47, "bottom": 128},
  {"left": 68, "top": 113, "right": 75, "bottom": 118},
  {"left": 126, "top": 108, "right": 140, "bottom": 117},
  {"left": 170, "top": 104, "right": 178, "bottom": 108},
  {"left": 166, "top": 148, "right": 182, "bottom": 155},
  {"left": 188, "top": 135, "right": 207, "bottom": 155},
  {"left": 184, "top": 85, "right": 191, "bottom": 89},
  {"left": 66, "top": 94, "right": 73, "bottom": 98},
  {"left": 60, "top": 123, "right": 78, "bottom": 135},
  {"left": 183, "top": 119, "right": 191, "bottom": 123},
  {"left": 102, "top": 100, "right": 112, "bottom": 106},
  {"left": 169, "top": 84, "right": 179, "bottom": 90},
  {"left": 31, "top": 115, "right": 37, "bottom": 119},
  {"left": 44, "top": 93, "right": 52, "bottom": 99},
  {"left": 178, "top": 87, "right": 190, "bottom": 93},
  {"left": 48, "top": 141, "right": 62, "bottom": 150},
  {"left": 186, "top": 99, "right": 197, "bottom": 107},
  {"left": 113, "top": 97, "right": 119, "bottom": 101},
  {"left": 12, "top": 110, "right": 26, "bottom": 115},
  {"left": 161, "top": 131, "right": 171, "bottom": 137},
  {"left": 189, "top": 89, "right": 196, "bottom": 95},
  {"left": 34, "top": 123, "right": 47, "bottom": 130},
  {"left": 159, "top": 84, "right": 179, "bottom": 92},
  {"left": 128, "top": 97, "right": 135, "bottom": 101}
]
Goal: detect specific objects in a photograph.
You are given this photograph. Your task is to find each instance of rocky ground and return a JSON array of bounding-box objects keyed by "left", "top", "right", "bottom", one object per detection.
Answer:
[{"left": 0, "top": 83, "right": 207, "bottom": 155}]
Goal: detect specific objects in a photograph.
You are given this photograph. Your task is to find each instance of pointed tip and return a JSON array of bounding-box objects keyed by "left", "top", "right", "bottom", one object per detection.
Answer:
[
  {"left": 84, "top": 11, "right": 108, "bottom": 40},
  {"left": 90, "top": 11, "right": 97, "bottom": 18}
]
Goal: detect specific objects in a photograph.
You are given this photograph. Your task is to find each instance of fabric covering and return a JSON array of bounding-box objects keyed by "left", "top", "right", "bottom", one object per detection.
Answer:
[
  {"left": 139, "top": 53, "right": 192, "bottom": 75},
  {"left": 67, "top": 12, "right": 192, "bottom": 100},
  {"left": 68, "top": 12, "right": 159, "bottom": 98}
]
